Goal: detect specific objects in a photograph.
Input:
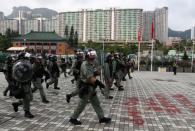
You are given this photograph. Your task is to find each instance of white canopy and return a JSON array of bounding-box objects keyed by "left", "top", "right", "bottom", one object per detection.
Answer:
[{"left": 7, "top": 47, "right": 27, "bottom": 51}]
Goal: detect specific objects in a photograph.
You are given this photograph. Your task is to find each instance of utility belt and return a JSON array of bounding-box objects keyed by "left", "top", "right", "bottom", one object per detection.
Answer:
[{"left": 78, "top": 80, "right": 96, "bottom": 98}]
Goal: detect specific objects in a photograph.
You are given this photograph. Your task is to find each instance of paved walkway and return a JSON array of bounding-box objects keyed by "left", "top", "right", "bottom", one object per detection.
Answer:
[{"left": 0, "top": 72, "right": 195, "bottom": 131}]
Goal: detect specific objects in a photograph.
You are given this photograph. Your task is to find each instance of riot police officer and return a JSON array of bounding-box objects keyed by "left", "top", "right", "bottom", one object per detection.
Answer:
[
  {"left": 60, "top": 57, "right": 67, "bottom": 77},
  {"left": 69, "top": 49, "right": 111, "bottom": 125},
  {"left": 46, "top": 55, "right": 60, "bottom": 90},
  {"left": 103, "top": 53, "right": 114, "bottom": 99},
  {"left": 112, "top": 53, "right": 124, "bottom": 91},
  {"left": 3, "top": 55, "right": 14, "bottom": 96},
  {"left": 32, "top": 56, "right": 49, "bottom": 103},
  {"left": 66, "top": 49, "right": 84, "bottom": 103},
  {"left": 12, "top": 52, "right": 34, "bottom": 118}
]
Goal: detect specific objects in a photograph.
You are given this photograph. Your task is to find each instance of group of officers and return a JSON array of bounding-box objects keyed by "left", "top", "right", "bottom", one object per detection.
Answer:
[{"left": 2, "top": 48, "right": 135, "bottom": 125}]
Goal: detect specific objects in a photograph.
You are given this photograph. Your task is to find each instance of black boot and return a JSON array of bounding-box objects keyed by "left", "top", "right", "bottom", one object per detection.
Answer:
[
  {"left": 107, "top": 96, "right": 113, "bottom": 99},
  {"left": 69, "top": 118, "right": 82, "bottom": 125},
  {"left": 24, "top": 111, "right": 34, "bottom": 118},
  {"left": 66, "top": 94, "right": 71, "bottom": 103},
  {"left": 42, "top": 98, "right": 49, "bottom": 104},
  {"left": 3, "top": 88, "right": 9, "bottom": 96},
  {"left": 122, "top": 78, "right": 126, "bottom": 81},
  {"left": 3, "top": 91, "right": 7, "bottom": 96},
  {"left": 99, "top": 117, "right": 111, "bottom": 123},
  {"left": 129, "top": 76, "right": 133, "bottom": 79},
  {"left": 54, "top": 87, "right": 60, "bottom": 90},
  {"left": 71, "top": 79, "right": 74, "bottom": 84},
  {"left": 32, "top": 88, "right": 37, "bottom": 93},
  {"left": 12, "top": 102, "right": 21, "bottom": 112},
  {"left": 118, "top": 87, "right": 124, "bottom": 91}
]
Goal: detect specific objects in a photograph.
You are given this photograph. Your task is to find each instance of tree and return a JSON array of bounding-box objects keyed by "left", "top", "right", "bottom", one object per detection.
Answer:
[
  {"left": 69, "top": 26, "right": 74, "bottom": 47},
  {"left": 155, "top": 39, "right": 163, "bottom": 50},
  {"left": 74, "top": 31, "right": 78, "bottom": 48},
  {"left": 64, "top": 25, "right": 69, "bottom": 41},
  {"left": 0, "top": 28, "right": 19, "bottom": 51}
]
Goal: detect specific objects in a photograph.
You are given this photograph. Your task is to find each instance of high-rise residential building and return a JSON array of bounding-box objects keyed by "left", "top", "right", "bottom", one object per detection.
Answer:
[
  {"left": 113, "top": 8, "right": 143, "bottom": 41},
  {"left": 191, "top": 26, "right": 195, "bottom": 39},
  {"left": 0, "top": 7, "right": 168, "bottom": 43},
  {"left": 0, "top": 19, "right": 19, "bottom": 35},
  {"left": 143, "top": 7, "right": 168, "bottom": 43},
  {"left": 143, "top": 11, "right": 155, "bottom": 41},
  {"left": 23, "top": 19, "right": 40, "bottom": 34},
  {"left": 42, "top": 17, "right": 57, "bottom": 32},
  {"left": 154, "top": 7, "right": 168, "bottom": 43},
  {"left": 85, "top": 9, "right": 112, "bottom": 41},
  {"left": 57, "top": 11, "right": 84, "bottom": 41},
  {"left": 58, "top": 8, "right": 143, "bottom": 42}
]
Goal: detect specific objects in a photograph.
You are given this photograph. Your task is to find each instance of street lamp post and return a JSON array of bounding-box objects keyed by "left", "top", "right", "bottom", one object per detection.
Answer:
[{"left": 191, "top": 40, "right": 195, "bottom": 72}]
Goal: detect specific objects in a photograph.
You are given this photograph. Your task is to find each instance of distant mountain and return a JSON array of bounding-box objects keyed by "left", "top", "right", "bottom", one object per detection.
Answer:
[
  {"left": 6, "top": 6, "right": 58, "bottom": 19},
  {"left": 168, "top": 28, "right": 191, "bottom": 39}
]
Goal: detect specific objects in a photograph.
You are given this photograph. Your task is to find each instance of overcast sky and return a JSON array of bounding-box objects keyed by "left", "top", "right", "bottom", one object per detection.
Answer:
[{"left": 0, "top": 0, "right": 194, "bottom": 31}]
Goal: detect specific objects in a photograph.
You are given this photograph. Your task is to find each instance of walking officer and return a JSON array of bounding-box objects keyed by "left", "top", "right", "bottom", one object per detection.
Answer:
[
  {"left": 46, "top": 55, "right": 60, "bottom": 90},
  {"left": 69, "top": 49, "right": 111, "bottom": 125},
  {"left": 66, "top": 49, "right": 84, "bottom": 103},
  {"left": 112, "top": 53, "right": 124, "bottom": 91},
  {"left": 31, "top": 55, "right": 49, "bottom": 103},
  {"left": 3, "top": 55, "right": 14, "bottom": 96},
  {"left": 11, "top": 52, "right": 34, "bottom": 118}
]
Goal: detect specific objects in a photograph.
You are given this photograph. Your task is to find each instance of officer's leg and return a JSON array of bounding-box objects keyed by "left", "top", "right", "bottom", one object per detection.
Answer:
[
  {"left": 90, "top": 95, "right": 111, "bottom": 123},
  {"left": 71, "top": 96, "right": 88, "bottom": 119},
  {"left": 64, "top": 68, "right": 67, "bottom": 77},
  {"left": 12, "top": 100, "right": 22, "bottom": 112},
  {"left": 54, "top": 77, "right": 60, "bottom": 89},
  {"left": 3, "top": 79, "right": 12, "bottom": 96},
  {"left": 23, "top": 85, "right": 34, "bottom": 118},
  {"left": 32, "top": 80, "right": 38, "bottom": 93},
  {"left": 122, "top": 69, "right": 127, "bottom": 80},
  {"left": 103, "top": 79, "right": 111, "bottom": 98},
  {"left": 34, "top": 79, "right": 49, "bottom": 103},
  {"left": 90, "top": 95, "right": 104, "bottom": 119},
  {"left": 46, "top": 77, "right": 55, "bottom": 88},
  {"left": 66, "top": 81, "right": 80, "bottom": 103},
  {"left": 116, "top": 71, "right": 124, "bottom": 91},
  {"left": 3, "top": 86, "right": 9, "bottom": 96}
]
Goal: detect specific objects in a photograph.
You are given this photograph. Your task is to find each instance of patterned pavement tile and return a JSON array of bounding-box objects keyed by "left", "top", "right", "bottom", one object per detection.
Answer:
[{"left": 0, "top": 72, "right": 195, "bottom": 130}]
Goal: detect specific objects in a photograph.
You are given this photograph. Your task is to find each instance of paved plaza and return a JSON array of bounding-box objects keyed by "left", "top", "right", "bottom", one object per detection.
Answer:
[{"left": 0, "top": 71, "right": 195, "bottom": 131}]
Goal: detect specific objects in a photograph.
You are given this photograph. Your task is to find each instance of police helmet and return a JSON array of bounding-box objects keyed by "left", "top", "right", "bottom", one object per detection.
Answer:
[
  {"left": 114, "top": 52, "right": 119, "bottom": 58},
  {"left": 17, "top": 52, "right": 26, "bottom": 60},
  {"left": 51, "top": 55, "right": 57, "bottom": 62},
  {"left": 85, "top": 48, "right": 96, "bottom": 60}
]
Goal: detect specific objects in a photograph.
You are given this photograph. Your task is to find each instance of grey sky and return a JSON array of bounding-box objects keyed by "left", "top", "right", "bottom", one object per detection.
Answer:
[{"left": 0, "top": 0, "right": 194, "bottom": 31}]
